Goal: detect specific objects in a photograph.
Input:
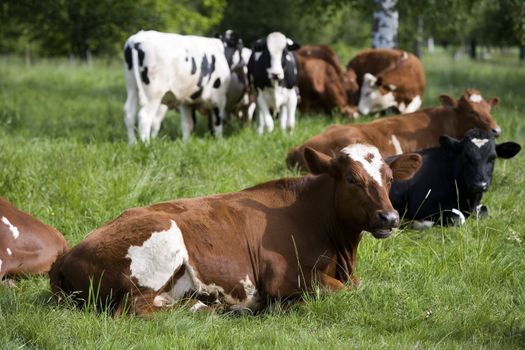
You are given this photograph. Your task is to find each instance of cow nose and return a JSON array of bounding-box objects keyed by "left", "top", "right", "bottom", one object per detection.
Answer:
[
  {"left": 491, "top": 127, "right": 501, "bottom": 137},
  {"left": 377, "top": 210, "right": 400, "bottom": 228},
  {"left": 270, "top": 73, "right": 280, "bottom": 80},
  {"left": 472, "top": 181, "right": 488, "bottom": 192}
]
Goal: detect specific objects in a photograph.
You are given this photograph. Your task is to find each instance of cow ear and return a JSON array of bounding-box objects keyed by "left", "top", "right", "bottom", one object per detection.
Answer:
[
  {"left": 439, "top": 94, "right": 457, "bottom": 109},
  {"left": 286, "top": 38, "right": 300, "bottom": 51},
  {"left": 439, "top": 135, "right": 461, "bottom": 153},
  {"left": 304, "top": 147, "right": 332, "bottom": 175},
  {"left": 487, "top": 97, "right": 499, "bottom": 108},
  {"left": 496, "top": 142, "right": 521, "bottom": 159},
  {"left": 387, "top": 153, "right": 422, "bottom": 181},
  {"left": 252, "top": 39, "right": 266, "bottom": 52}
]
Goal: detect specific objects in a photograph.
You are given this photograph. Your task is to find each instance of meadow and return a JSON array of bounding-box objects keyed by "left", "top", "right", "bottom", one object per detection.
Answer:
[{"left": 0, "top": 50, "right": 524, "bottom": 349}]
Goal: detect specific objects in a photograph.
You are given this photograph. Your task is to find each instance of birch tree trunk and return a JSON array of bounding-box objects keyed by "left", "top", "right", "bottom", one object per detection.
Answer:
[{"left": 372, "top": 0, "right": 398, "bottom": 49}]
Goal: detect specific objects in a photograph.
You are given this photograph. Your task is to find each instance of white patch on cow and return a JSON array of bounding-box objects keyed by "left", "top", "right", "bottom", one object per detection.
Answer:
[
  {"left": 450, "top": 209, "right": 466, "bottom": 226},
  {"left": 341, "top": 144, "right": 384, "bottom": 186},
  {"left": 189, "top": 300, "right": 207, "bottom": 313},
  {"left": 240, "top": 275, "right": 257, "bottom": 302},
  {"left": 254, "top": 52, "right": 262, "bottom": 61},
  {"left": 471, "top": 138, "right": 489, "bottom": 148},
  {"left": 153, "top": 293, "right": 174, "bottom": 307},
  {"left": 266, "top": 32, "right": 287, "bottom": 80},
  {"left": 6, "top": 248, "right": 12, "bottom": 256},
  {"left": 1, "top": 217, "right": 19, "bottom": 239},
  {"left": 410, "top": 220, "right": 435, "bottom": 230},
  {"left": 0, "top": 259, "right": 2, "bottom": 271},
  {"left": 389, "top": 134, "right": 403, "bottom": 155},
  {"left": 404, "top": 95, "right": 421, "bottom": 113},
  {"left": 126, "top": 220, "right": 187, "bottom": 291},
  {"left": 469, "top": 94, "right": 483, "bottom": 103},
  {"left": 358, "top": 75, "right": 396, "bottom": 115}
]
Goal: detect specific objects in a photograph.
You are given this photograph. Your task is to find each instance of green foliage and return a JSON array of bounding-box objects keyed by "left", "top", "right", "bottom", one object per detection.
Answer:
[{"left": 1, "top": 51, "right": 525, "bottom": 348}]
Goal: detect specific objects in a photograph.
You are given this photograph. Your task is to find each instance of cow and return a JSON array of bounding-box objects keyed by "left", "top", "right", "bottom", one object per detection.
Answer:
[
  {"left": 225, "top": 47, "right": 256, "bottom": 122},
  {"left": 389, "top": 129, "right": 521, "bottom": 229},
  {"left": 123, "top": 30, "right": 243, "bottom": 144},
  {"left": 50, "top": 144, "right": 422, "bottom": 316},
  {"left": 248, "top": 32, "right": 300, "bottom": 134},
  {"left": 297, "top": 45, "right": 359, "bottom": 118},
  {"left": 346, "top": 48, "right": 425, "bottom": 115},
  {"left": 1, "top": 196, "right": 68, "bottom": 286},
  {"left": 287, "top": 89, "right": 501, "bottom": 171}
]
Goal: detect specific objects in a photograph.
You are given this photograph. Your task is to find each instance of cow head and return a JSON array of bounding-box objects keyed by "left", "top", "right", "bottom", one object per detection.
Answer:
[
  {"left": 253, "top": 32, "right": 300, "bottom": 82},
  {"left": 357, "top": 73, "right": 398, "bottom": 115},
  {"left": 304, "top": 144, "right": 422, "bottom": 238},
  {"left": 216, "top": 30, "right": 244, "bottom": 70},
  {"left": 440, "top": 129, "right": 521, "bottom": 194},
  {"left": 439, "top": 89, "right": 501, "bottom": 137}
]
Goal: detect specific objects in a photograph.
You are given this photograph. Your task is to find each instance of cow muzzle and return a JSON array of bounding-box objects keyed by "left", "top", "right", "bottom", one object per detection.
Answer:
[
  {"left": 491, "top": 127, "right": 501, "bottom": 137},
  {"left": 369, "top": 210, "right": 400, "bottom": 239}
]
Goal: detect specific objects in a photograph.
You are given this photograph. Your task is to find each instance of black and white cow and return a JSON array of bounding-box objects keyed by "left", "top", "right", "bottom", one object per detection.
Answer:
[
  {"left": 389, "top": 129, "right": 521, "bottom": 229},
  {"left": 123, "top": 30, "right": 243, "bottom": 144},
  {"left": 248, "top": 32, "right": 300, "bottom": 134},
  {"left": 225, "top": 47, "right": 255, "bottom": 121}
]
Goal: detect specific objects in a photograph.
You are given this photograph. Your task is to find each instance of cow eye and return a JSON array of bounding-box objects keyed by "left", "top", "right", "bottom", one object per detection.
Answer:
[{"left": 346, "top": 176, "right": 357, "bottom": 185}]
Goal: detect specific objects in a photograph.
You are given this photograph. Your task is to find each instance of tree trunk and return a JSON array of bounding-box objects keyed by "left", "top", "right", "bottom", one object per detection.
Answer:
[
  {"left": 413, "top": 15, "right": 424, "bottom": 57},
  {"left": 469, "top": 39, "right": 477, "bottom": 59},
  {"left": 520, "top": 45, "right": 525, "bottom": 62},
  {"left": 372, "top": 0, "right": 398, "bottom": 49}
]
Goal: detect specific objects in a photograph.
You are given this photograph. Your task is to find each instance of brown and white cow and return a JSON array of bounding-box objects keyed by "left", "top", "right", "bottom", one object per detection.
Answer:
[
  {"left": 287, "top": 89, "right": 501, "bottom": 171},
  {"left": 0, "top": 196, "right": 68, "bottom": 285},
  {"left": 50, "top": 145, "right": 421, "bottom": 316},
  {"left": 346, "top": 48, "right": 425, "bottom": 115},
  {"left": 297, "top": 45, "right": 359, "bottom": 118}
]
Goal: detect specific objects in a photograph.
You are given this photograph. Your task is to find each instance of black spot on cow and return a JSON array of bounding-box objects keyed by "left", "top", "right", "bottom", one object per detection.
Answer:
[
  {"left": 141, "top": 67, "right": 150, "bottom": 84},
  {"left": 134, "top": 43, "right": 145, "bottom": 66},
  {"left": 213, "top": 78, "right": 221, "bottom": 88},
  {"left": 210, "top": 55, "right": 216, "bottom": 75},
  {"left": 185, "top": 57, "right": 189, "bottom": 62},
  {"left": 191, "top": 57, "right": 197, "bottom": 75},
  {"left": 213, "top": 108, "right": 221, "bottom": 126},
  {"left": 190, "top": 88, "right": 202, "bottom": 100},
  {"left": 124, "top": 46, "right": 132, "bottom": 70}
]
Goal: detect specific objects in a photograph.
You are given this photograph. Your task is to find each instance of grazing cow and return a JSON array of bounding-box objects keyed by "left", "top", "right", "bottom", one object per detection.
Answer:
[
  {"left": 0, "top": 196, "right": 68, "bottom": 285},
  {"left": 389, "top": 129, "right": 521, "bottom": 228},
  {"left": 287, "top": 89, "right": 501, "bottom": 171},
  {"left": 346, "top": 48, "right": 425, "bottom": 115},
  {"left": 123, "top": 30, "right": 243, "bottom": 144},
  {"left": 50, "top": 145, "right": 421, "bottom": 315},
  {"left": 297, "top": 45, "right": 358, "bottom": 118},
  {"left": 248, "top": 32, "right": 300, "bottom": 134},
  {"left": 225, "top": 47, "right": 256, "bottom": 121}
]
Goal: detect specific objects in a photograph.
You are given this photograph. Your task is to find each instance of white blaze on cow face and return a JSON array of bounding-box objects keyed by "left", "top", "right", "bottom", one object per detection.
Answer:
[
  {"left": 6, "top": 248, "right": 12, "bottom": 256},
  {"left": 471, "top": 138, "right": 489, "bottom": 148},
  {"left": 341, "top": 144, "right": 384, "bottom": 186},
  {"left": 403, "top": 95, "right": 422, "bottom": 114},
  {"left": 126, "top": 220, "right": 188, "bottom": 291},
  {"left": 1, "top": 217, "right": 19, "bottom": 239},
  {"left": 390, "top": 134, "right": 403, "bottom": 155},
  {"left": 358, "top": 73, "right": 396, "bottom": 115},
  {"left": 469, "top": 94, "right": 483, "bottom": 103},
  {"left": 266, "top": 32, "right": 287, "bottom": 81}
]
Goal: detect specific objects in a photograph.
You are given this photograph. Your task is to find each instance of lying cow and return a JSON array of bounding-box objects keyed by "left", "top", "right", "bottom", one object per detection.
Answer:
[
  {"left": 123, "top": 30, "right": 243, "bottom": 144},
  {"left": 297, "top": 45, "right": 358, "bottom": 118},
  {"left": 1, "top": 196, "right": 68, "bottom": 286},
  {"left": 248, "top": 32, "right": 300, "bottom": 134},
  {"left": 287, "top": 89, "right": 501, "bottom": 171},
  {"left": 346, "top": 48, "right": 425, "bottom": 115},
  {"left": 390, "top": 129, "right": 521, "bottom": 229},
  {"left": 50, "top": 144, "right": 421, "bottom": 315}
]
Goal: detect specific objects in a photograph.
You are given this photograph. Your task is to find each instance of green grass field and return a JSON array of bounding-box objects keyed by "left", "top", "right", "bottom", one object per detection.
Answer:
[{"left": 1, "top": 51, "right": 524, "bottom": 349}]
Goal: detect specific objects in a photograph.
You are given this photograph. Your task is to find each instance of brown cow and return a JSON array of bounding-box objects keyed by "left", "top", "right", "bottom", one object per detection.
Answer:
[
  {"left": 297, "top": 45, "right": 358, "bottom": 118},
  {"left": 346, "top": 48, "right": 425, "bottom": 115},
  {"left": 50, "top": 145, "right": 421, "bottom": 316},
  {"left": 0, "top": 196, "right": 68, "bottom": 285},
  {"left": 287, "top": 89, "right": 501, "bottom": 171}
]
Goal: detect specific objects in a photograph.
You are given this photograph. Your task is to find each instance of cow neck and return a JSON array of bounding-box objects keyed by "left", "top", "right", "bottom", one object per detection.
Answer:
[{"left": 453, "top": 157, "right": 482, "bottom": 214}]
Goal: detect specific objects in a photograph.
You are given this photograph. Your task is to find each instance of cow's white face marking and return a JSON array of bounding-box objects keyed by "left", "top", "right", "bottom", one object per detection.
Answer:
[
  {"left": 469, "top": 94, "right": 482, "bottom": 103},
  {"left": 403, "top": 95, "right": 421, "bottom": 113},
  {"left": 266, "top": 32, "right": 287, "bottom": 80},
  {"left": 6, "top": 248, "right": 12, "bottom": 256},
  {"left": 1, "top": 217, "right": 19, "bottom": 239},
  {"left": 341, "top": 144, "right": 384, "bottom": 186},
  {"left": 390, "top": 134, "right": 403, "bottom": 155},
  {"left": 126, "top": 220, "right": 187, "bottom": 291},
  {"left": 471, "top": 138, "right": 489, "bottom": 148},
  {"left": 358, "top": 74, "right": 396, "bottom": 115}
]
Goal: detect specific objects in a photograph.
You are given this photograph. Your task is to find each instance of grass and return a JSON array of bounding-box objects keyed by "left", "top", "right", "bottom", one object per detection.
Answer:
[{"left": 1, "top": 51, "right": 525, "bottom": 349}]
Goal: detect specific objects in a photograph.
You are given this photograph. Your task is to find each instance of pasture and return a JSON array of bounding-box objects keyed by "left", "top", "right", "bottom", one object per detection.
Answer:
[{"left": 1, "top": 51, "right": 525, "bottom": 349}]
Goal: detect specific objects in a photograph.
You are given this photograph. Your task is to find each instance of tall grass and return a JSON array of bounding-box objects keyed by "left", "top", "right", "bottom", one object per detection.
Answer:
[{"left": 0, "top": 52, "right": 524, "bottom": 349}]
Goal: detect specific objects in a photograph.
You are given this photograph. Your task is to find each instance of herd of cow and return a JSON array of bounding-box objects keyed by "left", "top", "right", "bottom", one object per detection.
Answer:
[{"left": 0, "top": 30, "right": 521, "bottom": 318}]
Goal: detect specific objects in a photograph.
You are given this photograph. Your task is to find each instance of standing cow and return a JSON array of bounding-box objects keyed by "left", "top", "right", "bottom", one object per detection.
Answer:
[
  {"left": 389, "top": 129, "right": 521, "bottom": 228},
  {"left": 248, "top": 32, "right": 300, "bottom": 134},
  {"left": 346, "top": 48, "right": 425, "bottom": 115},
  {"left": 1, "top": 196, "right": 68, "bottom": 286},
  {"left": 123, "top": 30, "right": 243, "bottom": 144}
]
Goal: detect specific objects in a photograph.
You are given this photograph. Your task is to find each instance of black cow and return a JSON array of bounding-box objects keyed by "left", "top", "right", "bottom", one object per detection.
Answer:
[
  {"left": 389, "top": 129, "right": 521, "bottom": 229},
  {"left": 247, "top": 32, "right": 300, "bottom": 134}
]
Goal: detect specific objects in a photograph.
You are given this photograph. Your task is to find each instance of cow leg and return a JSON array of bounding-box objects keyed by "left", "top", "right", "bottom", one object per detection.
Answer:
[
  {"left": 123, "top": 87, "right": 138, "bottom": 145},
  {"left": 151, "top": 104, "right": 169, "bottom": 138},
  {"left": 286, "top": 89, "right": 298, "bottom": 132},
  {"left": 279, "top": 105, "right": 288, "bottom": 131},
  {"left": 138, "top": 98, "right": 162, "bottom": 143},
  {"left": 179, "top": 105, "right": 194, "bottom": 140},
  {"left": 256, "top": 92, "right": 273, "bottom": 134},
  {"left": 315, "top": 271, "right": 345, "bottom": 292},
  {"left": 212, "top": 107, "right": 224, "bottom": 137}
]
